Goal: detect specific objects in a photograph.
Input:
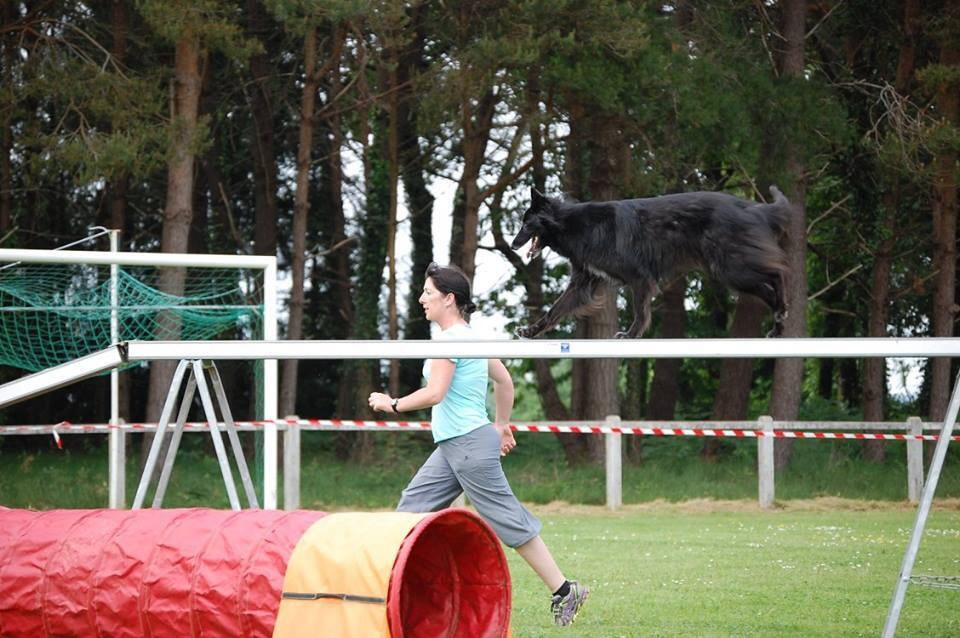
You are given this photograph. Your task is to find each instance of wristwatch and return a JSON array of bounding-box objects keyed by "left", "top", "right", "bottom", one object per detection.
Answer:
[{"left": 391, "top": 398, "right": 400, "bottom": 413}]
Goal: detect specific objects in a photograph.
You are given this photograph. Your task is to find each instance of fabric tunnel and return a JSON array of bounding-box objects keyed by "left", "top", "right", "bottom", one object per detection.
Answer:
[{"left": 0, "top": 506, "right": 511, "bottom": 637}]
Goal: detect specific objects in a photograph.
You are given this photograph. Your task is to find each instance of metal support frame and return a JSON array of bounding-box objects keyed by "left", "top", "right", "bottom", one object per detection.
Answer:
[
  {"left": 882, "top": 370, "right": 960, "bottom": 637},
  {"left": 132, "top": 359, "right": 258, "bottom": 511}
]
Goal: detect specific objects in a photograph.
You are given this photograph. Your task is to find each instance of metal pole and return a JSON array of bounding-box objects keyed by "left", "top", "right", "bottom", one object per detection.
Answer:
[
  {"left": 882, "top": 370, "right": 960, "bottom": 637},
  {"left": 107, "top": 230, "right": 124, "bottom": 508},
  {"left": 207, "top": 362, "right": 259, "bottom": 508},
  {"left": 191, "top": 360, "right": 241, "bottom": 510},
  {"left": 151, "top": 374, "right": 197, "bottom": 508},
  {"left": 262, "top": 260, "right": 278, "bottom": 510},
  {"left": 132, "top": 359, "right": 189, "bottom": 509}
]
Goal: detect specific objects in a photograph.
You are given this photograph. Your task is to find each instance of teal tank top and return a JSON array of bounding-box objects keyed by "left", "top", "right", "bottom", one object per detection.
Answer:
[{"left": 422, "top": 323, "right": 489, "bottom": 442}]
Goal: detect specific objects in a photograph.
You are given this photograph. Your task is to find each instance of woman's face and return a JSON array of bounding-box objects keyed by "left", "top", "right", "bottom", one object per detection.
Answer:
[{"left": 419, "top": 277, "right": 450, "bottom": 322}]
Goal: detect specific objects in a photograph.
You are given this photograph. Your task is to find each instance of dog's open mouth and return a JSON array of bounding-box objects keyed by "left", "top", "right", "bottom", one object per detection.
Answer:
[{"left": 527, "top": 236, "right": 541, "bottom": 259}]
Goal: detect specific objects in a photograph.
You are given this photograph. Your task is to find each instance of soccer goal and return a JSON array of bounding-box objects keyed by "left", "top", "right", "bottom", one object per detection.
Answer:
[{"left": 0, "top": 244, "right": 279, "bottom": 509}]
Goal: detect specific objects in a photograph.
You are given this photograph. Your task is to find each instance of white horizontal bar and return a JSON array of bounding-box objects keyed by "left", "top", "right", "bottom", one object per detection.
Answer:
[
  {"left": 0, "top": 346, "right": 125, "bottom": 408},
  {"left": 124, "top": 337, "right": 960, "bottom": 361},
  {"left": 0, "top": 248, "right": 274, "bottom": 270}
]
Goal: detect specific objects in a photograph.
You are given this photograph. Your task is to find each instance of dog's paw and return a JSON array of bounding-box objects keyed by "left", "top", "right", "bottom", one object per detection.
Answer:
[
  {"left": 614, "top": 331, "right": 630, "bottom": 339},
  {"left": 514, "top": 327, "right": 534, "bottom": 339}
]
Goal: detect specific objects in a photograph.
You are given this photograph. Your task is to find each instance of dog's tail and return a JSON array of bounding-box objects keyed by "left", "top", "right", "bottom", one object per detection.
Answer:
[{"left": 754, "top": 185, "right": 791, "bottom": 236}]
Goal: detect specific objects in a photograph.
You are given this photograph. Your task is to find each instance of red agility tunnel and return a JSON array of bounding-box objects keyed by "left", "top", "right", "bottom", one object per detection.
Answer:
[{"left": 0, "top": 506, "right": 511, "bottom": 637}]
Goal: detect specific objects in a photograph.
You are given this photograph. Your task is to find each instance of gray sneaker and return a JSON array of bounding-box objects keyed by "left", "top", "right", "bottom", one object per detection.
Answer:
[{"left": 551, "top": 580, "right": 589, "bottom": 627}]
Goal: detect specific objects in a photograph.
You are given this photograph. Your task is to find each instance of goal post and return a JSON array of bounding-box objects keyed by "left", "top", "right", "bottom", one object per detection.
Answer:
[{"left": 0, "top": 247, "right": 279, "bottom": 510}]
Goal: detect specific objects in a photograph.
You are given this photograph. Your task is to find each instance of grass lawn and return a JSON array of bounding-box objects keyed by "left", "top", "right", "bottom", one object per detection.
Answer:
[{"left": 509, "top": 503, "right": 960, "bottom": 637}]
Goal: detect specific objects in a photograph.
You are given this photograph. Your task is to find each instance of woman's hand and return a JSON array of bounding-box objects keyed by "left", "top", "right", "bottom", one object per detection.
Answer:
[
  {"left": 494, "top": 422, "right": 516, "bottom": 456},
  {"left": 368, "top": 392, "right": 393, "bottom": 413}
]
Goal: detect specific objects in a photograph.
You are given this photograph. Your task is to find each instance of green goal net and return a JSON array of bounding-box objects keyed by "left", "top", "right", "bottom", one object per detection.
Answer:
[{"left": 0, "top": 262, "right": 264, "bottom": 372}]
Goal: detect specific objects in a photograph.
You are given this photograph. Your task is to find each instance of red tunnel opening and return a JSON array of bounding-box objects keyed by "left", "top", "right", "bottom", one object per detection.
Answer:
[{"left": 388, "top": 509, "right": 511, "bottom": 638}]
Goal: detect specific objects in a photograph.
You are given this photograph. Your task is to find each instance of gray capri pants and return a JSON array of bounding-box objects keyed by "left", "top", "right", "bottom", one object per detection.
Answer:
[{"left": 397, "top": 423, "right": 541, "bottom": 548}]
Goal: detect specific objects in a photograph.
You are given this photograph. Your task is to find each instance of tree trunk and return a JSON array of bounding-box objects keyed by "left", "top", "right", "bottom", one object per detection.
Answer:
[
  {"left": 554, "top": 98, "right": 593, "bottom": 463},
  {"left": 201, "top": 142, "right": 244, "bottom": 252},
  {"left": 326, "top": 58, "right": 352, "bottom": 336},
  {"left": 106, "top": 0, "right": 129, "bottom": 241},
  {"left": 246, "top": 0, "right": 278, "bottom": 258},
  {"left": 486, "top": 77, "right": 577, "bottom": 460},
  {"left": 144, "top": 36, "right": 204, "bottom": 465},
  {"left": 321, "top": 36, "right": 355, "bottom": 461},
  {"left": 398, "top": 5, "right": 434, "bottom": 395},
  {"left": 647, "top": 276, "right": 686, "bottom": 420},
  {"left": 862, "top": 0, "right": 920, "bottom": 463},
  {"left": 768, "top": 0, "right": 808, "bottom": 471},
  {"left": 0, "top": 2, "right": 17, "bottom": 236},
  {"left": 340, "top": 50, "right": 390, "bottom": 461},
  {"left": 449, "top": 88, "right": 496, "bottom": 282},
  {"left": 1, "top": 1, "right": 16, "bottom": 235},
  {"left": 571, "top": 113, "right": 625, "bottom": 464},
  {"left": 623, "top": 356, "right": 648, "bottom": 463},
  {"left": 386, "top": 56, "right": 400, "bottom": 396},
  {"left": 702, "top": 296, "right": 765, "bottom": 458},
  {"left": 818, "top": 287, "right": 845, "bottom": 399},
  {"left": 279, "top": 26, "right": 318, "bottom": 418},
  {"left": 928, "top": 9, "right": 960, "bottom": 423}
]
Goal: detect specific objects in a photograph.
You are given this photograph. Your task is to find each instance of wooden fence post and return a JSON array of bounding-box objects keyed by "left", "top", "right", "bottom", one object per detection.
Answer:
[
  {"left": 906, "top": 416, "right": 923, "bottom": 504},
  {"left": 758, "top": 415, "right": 774, "bottom": 508},
  {"left": 605, "top": 415, "right": 622, "bottom": 510}
]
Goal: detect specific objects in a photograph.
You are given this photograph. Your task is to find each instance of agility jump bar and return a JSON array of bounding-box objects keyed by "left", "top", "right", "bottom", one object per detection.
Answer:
[
  {"left": 7, "top": 418, "right": 957, "bottom": 442},
  {"left": 6, "top": 338, "right": 959, "bottom": 409},
  {"left": 123, "top": 337, "right": 960, "bottom": 360}
]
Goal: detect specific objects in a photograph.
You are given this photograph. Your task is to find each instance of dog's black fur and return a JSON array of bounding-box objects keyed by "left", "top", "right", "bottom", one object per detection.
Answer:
[{"left": 510, "top": 186, "right": 791, "bottom": 339}]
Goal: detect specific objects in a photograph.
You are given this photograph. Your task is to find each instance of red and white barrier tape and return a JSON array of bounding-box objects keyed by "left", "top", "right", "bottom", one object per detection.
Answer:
[{"left": 4, "top": 418, "right": 956, "bottom": 442}]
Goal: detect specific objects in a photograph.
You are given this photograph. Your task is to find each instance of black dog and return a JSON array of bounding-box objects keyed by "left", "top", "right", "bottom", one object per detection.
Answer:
[{"left": 511, "top": 186, "right": 791, "bottom": 339}]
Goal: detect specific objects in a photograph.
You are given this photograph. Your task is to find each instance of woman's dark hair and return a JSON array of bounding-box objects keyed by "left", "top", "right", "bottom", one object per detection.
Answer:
[{"left": 425, "top": 262, "right": 477, "bottom": 318}]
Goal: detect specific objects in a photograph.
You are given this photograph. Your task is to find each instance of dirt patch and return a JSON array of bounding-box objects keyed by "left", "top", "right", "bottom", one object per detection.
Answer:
[{"left": 526, "top": 497, "right": 960, "bottom": 516}]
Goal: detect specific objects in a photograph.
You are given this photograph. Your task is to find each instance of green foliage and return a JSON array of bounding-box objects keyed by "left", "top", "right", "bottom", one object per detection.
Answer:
[
  {"left": 922, "top": 119, "right": 960, "bottom": 154},
  {"left": 136, "top": 0, "right": 261, "bottom": 59},
  {"left": 265, "top": 0, "right": 369, "bottom": 23}
]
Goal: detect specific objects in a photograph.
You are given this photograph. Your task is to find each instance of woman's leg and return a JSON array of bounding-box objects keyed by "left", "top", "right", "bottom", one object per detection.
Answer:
[
  {"left": 444, "top": 425, "right": 590, "bottom": 626},
  {"left": 396, "top": 447, "right": 463, "bottom": 512},
  {"left": 515, "top": 535, "right": 565, "bottom": 591},
  {"left": 442, "top": 427, "right": 551, "bottom": 582}
]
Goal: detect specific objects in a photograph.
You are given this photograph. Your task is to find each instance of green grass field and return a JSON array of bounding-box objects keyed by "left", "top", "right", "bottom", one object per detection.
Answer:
[
  {"left": 2, "top": 434, "right": 960, "bottom": 635},
  {"left": 509, "top": 504, "right": 960, "bottom": 637}
]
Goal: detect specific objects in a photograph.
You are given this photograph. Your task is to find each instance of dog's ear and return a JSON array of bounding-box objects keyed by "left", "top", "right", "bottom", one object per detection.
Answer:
[{"left": 531, "top": 186, "right": 546, "bottom": 208}]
